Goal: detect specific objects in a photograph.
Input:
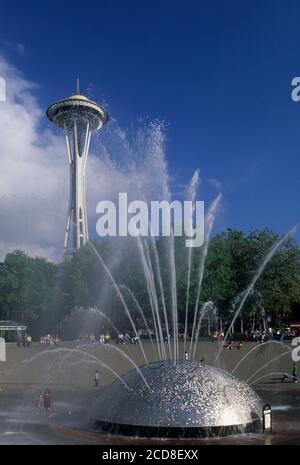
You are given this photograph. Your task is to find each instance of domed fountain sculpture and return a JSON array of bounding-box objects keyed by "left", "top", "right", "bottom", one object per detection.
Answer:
[{"left": 92, "top": 360, "right": 263, "bottom": 438}]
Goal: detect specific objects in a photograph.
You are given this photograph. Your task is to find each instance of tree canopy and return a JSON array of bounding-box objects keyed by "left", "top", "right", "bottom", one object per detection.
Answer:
[{"left": 1, "top": 228, "right": 299, "bottom": 338}]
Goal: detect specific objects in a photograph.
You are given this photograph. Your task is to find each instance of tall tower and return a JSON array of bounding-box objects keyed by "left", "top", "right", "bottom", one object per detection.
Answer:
[{"left": 47, "top": 81, "right": 108, "bottom": 252}]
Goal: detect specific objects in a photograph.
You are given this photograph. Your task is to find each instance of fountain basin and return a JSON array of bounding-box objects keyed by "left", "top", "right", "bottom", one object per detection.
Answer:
[{"left": 92, "top": 360, "right": 263, "bottom": 438}]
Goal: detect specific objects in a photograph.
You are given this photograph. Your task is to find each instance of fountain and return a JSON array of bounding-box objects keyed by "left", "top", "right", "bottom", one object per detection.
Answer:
[
  {"left": 45, "top": 101, "right": 298, "bottom": 441},
  {"left": 92, "top": 360, "right": 262, "bottom": 438}
]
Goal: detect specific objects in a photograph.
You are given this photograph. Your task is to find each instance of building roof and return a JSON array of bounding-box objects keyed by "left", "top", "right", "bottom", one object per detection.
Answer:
[{"left": 0, "top": 320, "right": 27, "bottom": 330}]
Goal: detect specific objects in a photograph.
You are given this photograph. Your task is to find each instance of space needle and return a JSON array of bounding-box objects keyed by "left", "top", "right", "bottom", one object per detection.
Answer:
[{"left": 47, "top": 80, "right": 108, "bottom": 252}]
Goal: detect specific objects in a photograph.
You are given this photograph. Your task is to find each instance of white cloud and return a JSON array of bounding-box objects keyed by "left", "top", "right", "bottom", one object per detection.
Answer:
[{"left": 0, "top": 56, "right": 68, "bottom": 261}]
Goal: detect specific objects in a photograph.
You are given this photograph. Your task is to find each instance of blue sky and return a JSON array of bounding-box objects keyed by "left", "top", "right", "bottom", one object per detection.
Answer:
[{"left": 1, "top": 0, "right": 300, "bottom": 245}]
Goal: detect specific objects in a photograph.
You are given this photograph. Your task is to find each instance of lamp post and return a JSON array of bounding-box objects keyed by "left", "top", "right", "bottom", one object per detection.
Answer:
[{"left": 262, "top": 404, "right": 272, "bottom": 433}]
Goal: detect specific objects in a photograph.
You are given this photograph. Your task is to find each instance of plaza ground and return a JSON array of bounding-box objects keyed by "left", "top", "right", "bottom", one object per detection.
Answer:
[{"left": 0, "top": 340, "right": 299, "bottom": 444}]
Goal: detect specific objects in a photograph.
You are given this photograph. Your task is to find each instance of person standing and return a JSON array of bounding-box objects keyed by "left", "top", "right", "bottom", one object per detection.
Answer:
[
  {"left": 43, "top": 388, "right": 52, "bottom": 419},
  {"left": 94, "top": 370, "right": 100, "bottom": 387},
  {"left": 292, "top": 363, "right": 298, "bottom": 383}
]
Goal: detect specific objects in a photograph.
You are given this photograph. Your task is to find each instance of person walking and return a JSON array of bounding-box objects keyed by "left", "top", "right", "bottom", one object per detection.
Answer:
[
  {"left": 94, "top": 370, "right": 100, "bottom": 387},
  {"left": 292, "top": 363, "right": 298, "bottom": 383}
]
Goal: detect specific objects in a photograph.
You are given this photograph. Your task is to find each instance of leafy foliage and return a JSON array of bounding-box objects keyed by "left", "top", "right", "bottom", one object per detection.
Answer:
[{"left": 1, "top": 228, "right": 300, "bottom": 337}]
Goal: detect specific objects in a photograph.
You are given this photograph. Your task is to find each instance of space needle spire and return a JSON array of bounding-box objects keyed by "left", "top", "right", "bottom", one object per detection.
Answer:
[{"left": 46, "top": 82, "right": 109, "bottom": 252}]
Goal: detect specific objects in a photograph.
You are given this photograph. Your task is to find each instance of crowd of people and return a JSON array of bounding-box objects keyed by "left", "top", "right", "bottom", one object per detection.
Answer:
[
  {"left": 77, "top": 332, "right": 141, "bottom": 345},
  {"left": 77, "top": 333, "right": 111, "bottom": 344},
  {"left": 17, "top": 333, "right": 61, "bottom": 347},
  {"left": 39, "top": 334, "right": 60, "bottom": 346},
  {"left": 209, "top": 327, "right": 299, "bottom": 343},
  {"left": 17, "top": 333, "right": 32, "bottom": 347},
  {"left": 243, "top": 327, "right": 298, "bottom": 342},
  {"left": 79, "top": 327, "right": 299, "bottom": 345},
  {"left": 117, "top": 332, "right": 140, "bottom": 344}
]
